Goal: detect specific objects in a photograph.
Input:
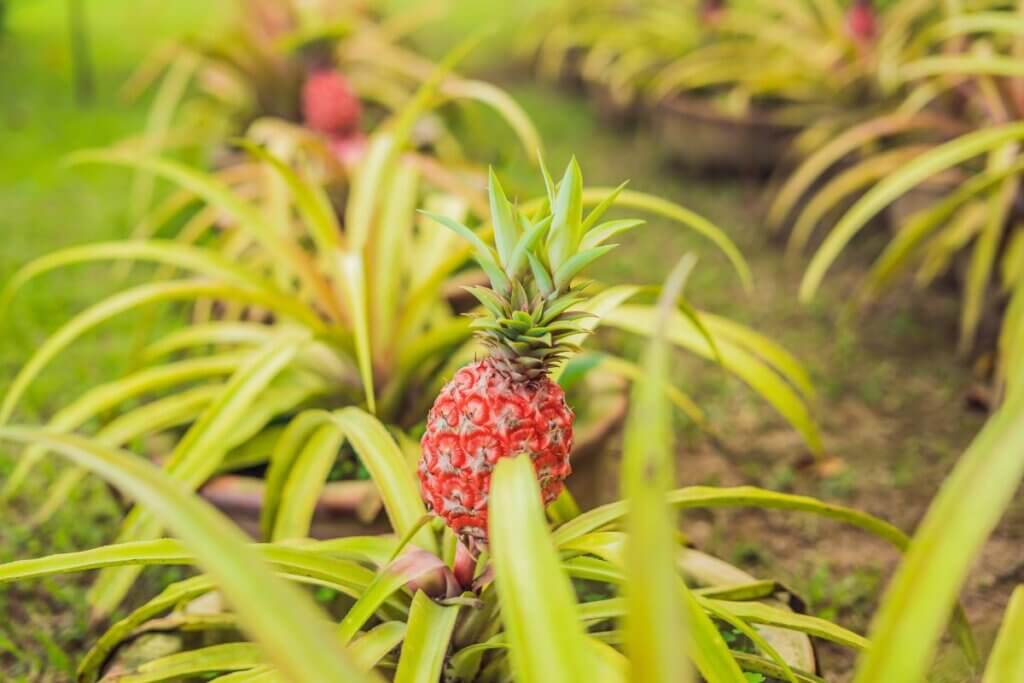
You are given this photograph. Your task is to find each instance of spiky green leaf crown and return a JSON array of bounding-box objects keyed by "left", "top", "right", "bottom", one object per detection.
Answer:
[{"left": 424, "top": 159, "right": 643, "bottom": 381}]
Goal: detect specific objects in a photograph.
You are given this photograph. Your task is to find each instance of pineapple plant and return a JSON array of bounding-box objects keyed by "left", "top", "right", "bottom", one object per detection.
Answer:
[
  {"left": 0, "top": 262, "right": 1010, "bottom": 680},
  {"left": 301, "top": 68, "right": 362, "bottom": 136},
  {"left": 420, "top": 159, "right": 639, "bottom": 550}
]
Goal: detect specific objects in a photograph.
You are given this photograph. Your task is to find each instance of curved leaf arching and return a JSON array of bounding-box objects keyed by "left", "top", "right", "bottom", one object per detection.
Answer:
[{"left": 0, "top": 428, "right": 379, "bottom": 683}]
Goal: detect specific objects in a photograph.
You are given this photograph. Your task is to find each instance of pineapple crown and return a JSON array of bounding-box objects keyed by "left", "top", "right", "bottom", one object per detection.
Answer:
[{"left": 423, "top": 158, "right": 643, "bottom": 381}]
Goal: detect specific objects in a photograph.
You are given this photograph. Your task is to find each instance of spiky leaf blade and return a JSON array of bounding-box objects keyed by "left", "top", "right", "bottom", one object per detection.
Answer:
[
  {"left": 393, "top": 592, "right": 459, "bottom": 683},
  {"left": 489, "top": 167, "right": 520, "bottom": 268},
  {"left": 982, "top": 586, "right": 1024, "bottom": 682},
  {"left": 489, "top": 455, "right": 593, "bottom": 683},
  {"left": 620, "top": 259, "right": 694, "bottom": 683},
  {"left": 547, "top": 158, "right": 584, "bottom": 273}
]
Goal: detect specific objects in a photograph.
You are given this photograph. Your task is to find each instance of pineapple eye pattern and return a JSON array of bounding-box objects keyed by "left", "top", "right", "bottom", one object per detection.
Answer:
[{"left": 420, "top": 360, "right": 574, "bottom": 547}]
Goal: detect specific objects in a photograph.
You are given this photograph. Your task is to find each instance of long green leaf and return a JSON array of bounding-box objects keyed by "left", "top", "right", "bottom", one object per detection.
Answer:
[
  {"left": 2, "top": 354, "right": 241, "bottom": 499},
  {"left": 89, "top": 335, "right": 306, "bottom": 616},
  {"left": 853, "top": 387, "right": 1024, "bottom": 681},
  {"left": 350, "top": 621, "right": 408, "bottom": 671},
  {"left": 0, "top": 539, "right": 396, "bottom": 608},
  {"left": 620, "top": 258, "right": 695, "bottom": 683},
  {"left": 730, "top": 653, "right": 825, "bottom": 683},
  {"left": 345, "top": 35, "right": 480, "bottom": 253},
  {"left": 594, "top": 354, "right": 707, "bottom": 426},
  {"left": 698, "top": 600, "right": 798, "bottom": 683},
  {"left": 272, "top": 422, "right": 346, "bottom": 540},
  {"left": 801, "top": 123, "right": 1024, "bottom": 302},
  {"left": 393, "top": 592, "right": 460, "bottom": 683},
  {"left": 915, "top": 12, "right": 1024, "bottom": 49},
  {"left": 1, "top": 540, "right": 405, "bottom": 680},
  {"left": 328, "top": 407, "right": 436, "bottom": 554},
  {"left": 0, "top": 279, "right": 319, "bottom": 424},
  {"left": 900, "top": 55, "right": 1024, "bottom": 81},
  {"left": 705, "top": 598, "right": 868, "bottom": 651},
  {"left": 262, "top": 410, "right": 332, "bottom": 539},
  {"left": 586, "top": 189, "right": 752, "bottom": 290},
  {"left": 786, "top": 146, "right": 926, "bottom": 259},
  {"left": 129, "top": 50, "right": 199, "bottom": 223},
  {"left": 982, "top": 586, "right": 1024, "bottom": 683},
  {"left": 441, "top": 79, "right": 544, "bottom": 163},
  {"left": 110, "top": 642, "right": 261, "bottom": 682},
  {"left": 700, "top": 312, "right": 816, "bottom": 399},
  {"left": 587, "top": 639, "right": 628, "bottom": 682},
  {"left": 66, "top": 150, "right": 315, "bottom": 284},
  {"left": 29, "top": 384, "right": 221, "bottom": 526},
  {"left": 335, "top": 250, "right": 377, "bottom": 413},
  {"left": 678, "top": 584, "right": 748, "bottom": 683},
  {"left": 213, "top": 669, "right": 280, "bottom": 683},
  {"left": 489, "top": 455, "right": 593, "bottom": 683},
  {"left": 960, "top": 171, "right": 1015, "bottom": 352},
  {"left": 371, "top": 163, "right": 419, "bottom": 352},
  {"left": 554, "top": 486, "right": 908, "bottom": 549},
  {"left": 602, "top": 305, "right": 821, "bottom": 453},
  {"left": 0, "top": 240, "right": 271, "bottom": 315},
  {"left": 1000, "top": 279, "right": 1024, "bottom": 402},
  {"left": 235, "top": 140, "right": 342, "bottom": 252},
  {"left": 861, "top": 161, "right": 1024, "bottom": 302},
  {"left": 768, "top": 114, "right": 958, "bottom": 229},
  {"left": 346, "top": 133, "right": 399, "bottom": 253},
  {"left": 79, "top": 575, "right": 218, "bottom": 682},
  {"left": 143, "top": 322, "right": 273, "bottom": 360},
  {"left": 337, "top": 551, "right": 450, "bottom": 646}
]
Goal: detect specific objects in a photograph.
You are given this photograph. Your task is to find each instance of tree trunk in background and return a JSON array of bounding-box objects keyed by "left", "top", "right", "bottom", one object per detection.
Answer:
[{"left": 68, "top": 0, "right": 94, "bottom": 105}]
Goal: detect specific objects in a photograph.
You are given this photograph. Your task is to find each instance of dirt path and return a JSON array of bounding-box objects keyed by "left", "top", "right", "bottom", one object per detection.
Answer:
[{"left": 503, "top": 79, "right": 1024, "bottom": 681}]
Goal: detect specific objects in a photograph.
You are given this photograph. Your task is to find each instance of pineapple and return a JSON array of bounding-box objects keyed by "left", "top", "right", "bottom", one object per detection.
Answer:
[
  {"left": 301, "top": 68, "right": 361, "bottom": 137},
  {"left": 419, "top": 160, "right": 642, "bottom": 550},
  {"left": 845, "top": 0, "right": 877, "bottom": 43}
]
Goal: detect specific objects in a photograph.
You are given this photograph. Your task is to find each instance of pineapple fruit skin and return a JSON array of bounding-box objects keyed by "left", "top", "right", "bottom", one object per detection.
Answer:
[
  {"left": 301, "top": 69, "right": 361, "bottom": 136},
  {"left": 419, "top": 359, "right": 574, "bottom": 544}
]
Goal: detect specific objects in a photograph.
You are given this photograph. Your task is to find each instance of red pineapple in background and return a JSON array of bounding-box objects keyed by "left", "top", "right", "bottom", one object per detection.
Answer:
[
  {"left": 700, "top": 0, "right": 726, "bottom": 27},
  {"left": 846, "top": 0, "right": 878, "bottom": 44},
  {"left": 301, "top": 69, "right": 362, "bottom": 137},
  {"left": 301, "top": 67, "right": 367, "bottom": 169}
]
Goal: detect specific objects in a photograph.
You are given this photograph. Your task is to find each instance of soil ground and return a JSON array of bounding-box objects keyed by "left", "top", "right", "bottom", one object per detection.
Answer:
[{"left": 1, "top": 2, "right": 1022, "bottom": 681}]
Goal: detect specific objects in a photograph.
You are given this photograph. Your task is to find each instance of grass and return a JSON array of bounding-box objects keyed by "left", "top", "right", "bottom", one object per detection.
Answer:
[
  {"left": 0, "top": 1, "right": 1020, "bottom": 681},
  {"left": 0, "top": 1, "right": 228, "bottom": 678},
  {"left": 0, "top": 0, "right": 229, "bottom": 416}
]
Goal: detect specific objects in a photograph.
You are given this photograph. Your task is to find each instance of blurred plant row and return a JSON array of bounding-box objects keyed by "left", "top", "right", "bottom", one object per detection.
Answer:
[
  {"left": 530, "top": 0, "right": 1024, "bottom": 405},
  {"left": 0, "top": 1, "right": 1022, "bottom": 682}
]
